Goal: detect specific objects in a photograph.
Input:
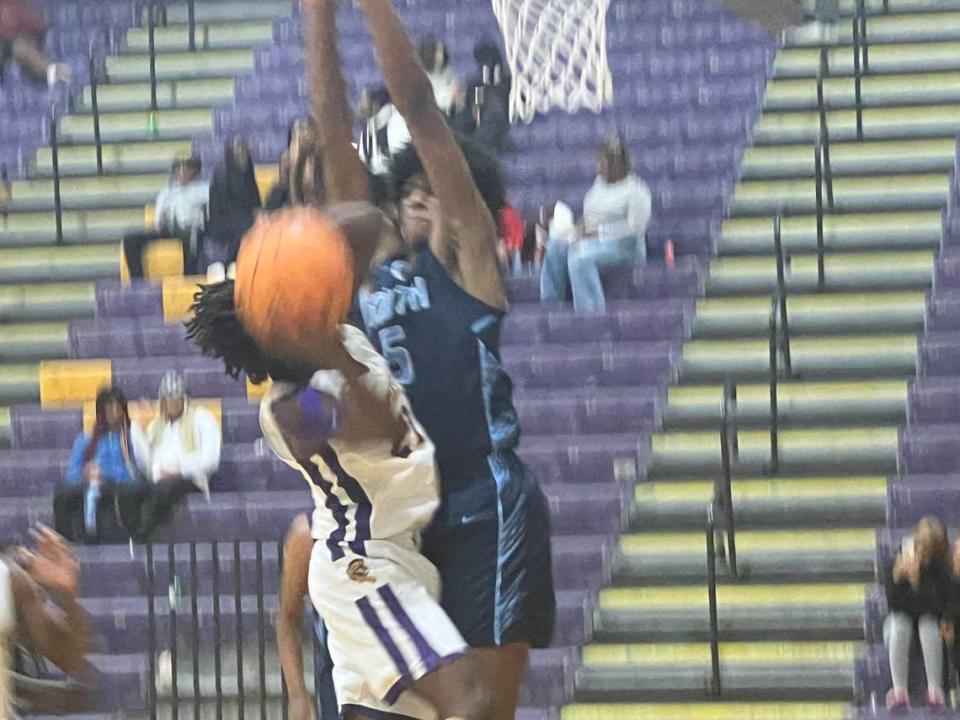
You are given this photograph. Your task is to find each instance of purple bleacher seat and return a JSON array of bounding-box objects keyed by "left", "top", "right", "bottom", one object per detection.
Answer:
[
  {"left": 95, "top": 280, "right": 163, "bottom": 318},
  {"left": 899, "top": 423, "right": 960, "bottom": 475}
]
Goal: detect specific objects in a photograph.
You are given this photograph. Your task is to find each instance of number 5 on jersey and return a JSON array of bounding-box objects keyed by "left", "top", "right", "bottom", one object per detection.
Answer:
[{"left": 379, "top": 326, "right": 415, "bottom": 385}]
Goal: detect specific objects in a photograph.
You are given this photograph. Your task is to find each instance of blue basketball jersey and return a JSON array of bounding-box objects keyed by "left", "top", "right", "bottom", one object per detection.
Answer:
[{"left": 356, "top": 247, "right": 519, "bottom": 475}]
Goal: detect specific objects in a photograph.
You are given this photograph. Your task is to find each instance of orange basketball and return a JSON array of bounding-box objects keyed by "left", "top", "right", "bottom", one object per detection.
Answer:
[{"left": 234, "top": 206, "right": 355, "bottom": 353}]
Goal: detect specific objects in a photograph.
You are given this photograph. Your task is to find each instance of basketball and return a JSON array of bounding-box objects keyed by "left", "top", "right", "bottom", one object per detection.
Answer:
[{"left": 233, "top": 206, "right": 355, "bottom": 352}]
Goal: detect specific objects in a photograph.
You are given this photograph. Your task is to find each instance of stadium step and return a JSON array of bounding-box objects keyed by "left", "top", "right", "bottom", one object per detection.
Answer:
[
  {"left": 663, "top": 380, "right": 908, "bottom": 428},
  {"left": 574, "top": 641, "right": 858, "bottom": 701},
  {"left": 611, "top": 529, "right": 876, "bottom": 584},
  {"left": 649, "top": 426, "right": 899, "bottom": 476},
  {"left": 32, "top": 140, "right": 194, "bottom": 177},
  {"left": 76, "top": 77, "right": 237, "bottom": 113},
  {"left": 752, "top": 103, "right": 960, "bottom": 143},
  {"left": 718, "top": 211, "right": 942, "bottom": 255},
  {"left": 57, "top": 108, "right": 213, "bottom": 144},
  {"left": 0, "top": 246, "right": 118, "bottom": 285},
  {"left": 788, "top": 10, "right": 960, "bottom": 45},
  {"left": 121, "top": 20, "right": 276, "bottom": 54},
  {"left": 692, "top": 292, "right": 925, "bottom": 337},
  {"left": 136, "top": 0, "right": 295, "bottom": 25},
  {"left": 775, "top": 43, "right": 960, "bottom": 79},
  {"left": 680, "top": 334, "right": 918, "bottom": 381},
  {"left": 8, "top": 173, "right": 171, "bottom": 211},
  {"left": 740, "top": 138, "right": 957, "bottom": 178},
  {"left": 729, "top": 173, "right": 949, "bottom": 215},
  {"left": 765, "top": 71, "right": 960, "bottom": 111},
  {"left": 0, "top": 282, "right": 98, "bottom": 322},
  {"left": 705, "top": 251, "right": 934, "bottom": 294},
  {"left": 104, "top": 49, "right": 255, "bottom": 83},
  {"left": 0, "top": 208, "right": 145, "bottom": 246},
  {"left": 631, "top": 477, "right": 887, "bottom": 530},
  {"left": 560, "top": 703, "right": 848, "bottom": 720}
]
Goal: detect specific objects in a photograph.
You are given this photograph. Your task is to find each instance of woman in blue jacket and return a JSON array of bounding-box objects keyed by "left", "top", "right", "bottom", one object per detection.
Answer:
[{"left": 53, "top": 388, "right": 149, "bottom": 543}]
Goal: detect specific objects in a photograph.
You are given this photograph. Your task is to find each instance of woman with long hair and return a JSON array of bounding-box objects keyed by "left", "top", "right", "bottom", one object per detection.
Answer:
[
  {"left": 203, "top": 137, "right": 262, "bottom": 280},
  {"left": 53, "top": 388, "right": 149, "bottom": 543},
  {"left": 884, "top": 516, "right": 951, "bottom": 709}
]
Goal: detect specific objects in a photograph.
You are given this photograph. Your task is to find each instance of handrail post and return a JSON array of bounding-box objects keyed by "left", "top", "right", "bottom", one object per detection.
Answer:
[
  {"left": 146, "top": 544, "right": 157, "bottom": 720},
  {"left": 816, "top": 59, "right": 835, "bottom": 210},
  {"left": 859, "top": 0, "right": 870, "bottom": 73},
  {"left": 814, "top": 135, "right": 826, "bottom": 291},
  {"left": 49, "top": 112, "right": 64, "bottom": 245},
  {"left": 773, "top": 216, "right": 793, "bottom": 376},
  {"left": 187, "top": 0, "right": 196, "bottom": 52},
  {"left": 768, "top": 299, "right": 781, "bottom": 475},
  {"left": 88, "top": 55, "right": 104, "bottom": 176},
  {"left": 852, "top": 8, "right": 865, "bottom": 141},
  {"left": 706, "top": 506, "right": 722, "bottom": 696},
  {"left": 148, "top": 0, "right": 159, "bottom": 111},
  {"left": 719, "top": 383, "right": 738, "bottom": 577}
]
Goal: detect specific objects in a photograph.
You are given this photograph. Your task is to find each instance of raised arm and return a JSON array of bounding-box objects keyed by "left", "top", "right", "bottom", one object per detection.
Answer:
[
  {"left": 357, "top": 0, "right": 506, "bottom": 310},
  {"left": 276, "top": 514, "right": 316, "bottom": 720},
  {"left": 303, "top": 0, "right": 370, "bottom": 204}
]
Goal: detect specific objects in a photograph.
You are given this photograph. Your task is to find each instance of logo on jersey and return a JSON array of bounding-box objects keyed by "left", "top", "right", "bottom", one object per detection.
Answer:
[
  {"left": 360, "top": 274, "right": 431, "bottom": 333},
  {"left": 346, "top": 559, "right": 377, "bottom": 583}
]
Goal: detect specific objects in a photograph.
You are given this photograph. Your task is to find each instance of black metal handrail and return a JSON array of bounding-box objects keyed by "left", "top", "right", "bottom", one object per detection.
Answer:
[
  {"left": 816, "top": 51, "right": 835, "bottom": 211},
  {"left": 148, "top": 1, "right": 160, "bottom": 112},
  {"left": 773, "top": 215, "right": 793, "bottom": 375},
  {"left": 768, "top": 298, "right": 781, "bottom": 474},
  {"left": 706, "top": 505, "right": 722, "bottom": 696},
  {"left": 88, "top": 55, "right": 104, "bottom": 176},
  {"left": 851, "top": 3, "right": 865, "bottom": 141},
  {"left": 49, "top": 111, "right": 64, "bottom": 245},
  {"left": 813, "top": 133, "right": 827, "bottom": 291},
  {"left": 187, "top": 0, "right": 197, "bottom": 52},
  {"left": 717, "top": 383, "right": 738, "bottom": 576}
]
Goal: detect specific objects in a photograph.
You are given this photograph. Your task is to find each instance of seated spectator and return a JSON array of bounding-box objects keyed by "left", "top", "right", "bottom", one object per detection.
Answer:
[
  {"left": 266, "top": 119, "right": 324, "bottom": 209},
  {"left": 53, "top": 388, "right": 149, "bottom": 544},
  {"left": 884, "top": 516, "right": 950, "bottom": 709},
  {"left": 203, "top": 136, "right": 261, "bottom": 282},
  {"left": 137, "top": 371, "right": 221, "bottom": 540},
  {"left": 941, "top": 539, "right": 960, "bottom": 699},
  {"left": 357, "top": 85, "right": 410, "bottom": 177},
  {"left": 418, "top": 36, "right": 461, "bottom": 117},
  {"left": 122, "top": 157, "right": 209, "bottom": 278},
  {"left": 497, "top": 200, "right": 525, "bottom": 272},
  {"left": 0, "top": 0, "right": 70, "bottom": 87},
  {"left": 540, "top": 138, "right": 652, "bottom": 314}
]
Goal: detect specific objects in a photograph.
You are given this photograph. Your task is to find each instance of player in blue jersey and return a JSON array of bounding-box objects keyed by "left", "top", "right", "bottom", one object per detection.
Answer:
[{"left": 302, "top": 1, "right": 555, "bottom": 716}]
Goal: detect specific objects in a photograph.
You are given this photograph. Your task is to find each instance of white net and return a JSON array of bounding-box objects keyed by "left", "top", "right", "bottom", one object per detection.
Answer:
[{"left": 491, "top": 0, "right": 613, "bottom": 123}]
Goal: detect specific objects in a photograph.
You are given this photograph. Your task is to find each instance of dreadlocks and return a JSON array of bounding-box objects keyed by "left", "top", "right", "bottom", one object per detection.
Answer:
[{"left": 185, "top": 280, "right": 277, "bottom": 384}]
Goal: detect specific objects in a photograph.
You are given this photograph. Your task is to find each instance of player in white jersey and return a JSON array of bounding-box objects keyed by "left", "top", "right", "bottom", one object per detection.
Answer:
[{"left": 188, "top": 202, "right": 493, "bottom": 720}]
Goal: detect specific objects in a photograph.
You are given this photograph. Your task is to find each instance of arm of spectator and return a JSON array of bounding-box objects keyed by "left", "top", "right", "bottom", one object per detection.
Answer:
[
  {"left": 597, "top": 180, "right": 653, "bottom": 244},
  {"left": 129, "top": 422, "right": 152, "bottom": 480},
  {"left": 358, "top": 0, "right": 506, "bottom": 311},
  {"left": 177, "top": 407, "right": 222, "bottom": 484},
  {"left": 65, "top": 434, "right": 87, "bottom": 486},
  {"left": 12, "top": 526, "right": 92, "bottom": 676},
  {"left": 153, "top": 187, "right": 171, "bottom": 233},
  {"left": 303, "top": 0, "right": 370, "bottom": 203},
  {"left": 276, "top": 514, "right": 316, "bottom": 720}
]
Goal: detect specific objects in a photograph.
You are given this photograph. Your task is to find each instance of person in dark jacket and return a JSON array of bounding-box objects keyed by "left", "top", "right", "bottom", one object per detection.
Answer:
[
  {"left": 453, "top": 37, "right": 512, "bottom": 154},
  {"left": 203, "top": 137, "right": 261, "bottom": 280},
  {"left": 884, "top": 516, "right": 951, "bottom": 709}
]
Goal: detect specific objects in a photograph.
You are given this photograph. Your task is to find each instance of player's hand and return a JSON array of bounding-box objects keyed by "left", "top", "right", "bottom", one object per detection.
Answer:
[
  {"left": 288, "top": 693, "right": 317, "bottom": 720},
  {"left": 942, "top": 620, "right": 956, "bottom": 645},
  {"left": 17, "top": 524, "right": 80, "bottom": 598},
  {"left": 405, "top": 195, "right": 444, "bottom": 249}
]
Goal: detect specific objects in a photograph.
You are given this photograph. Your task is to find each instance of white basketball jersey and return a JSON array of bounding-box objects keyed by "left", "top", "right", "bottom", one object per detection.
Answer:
[
  {"left": 0, "top": 561, "right": 14, "bottom": 720},
  {"left": 260, "top": 325, "right": 439, "bottom": 558}
]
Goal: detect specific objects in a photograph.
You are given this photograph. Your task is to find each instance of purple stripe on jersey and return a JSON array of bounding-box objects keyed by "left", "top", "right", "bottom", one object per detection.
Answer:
[
  {"left": 355, "top": 595, "right": 411, "bottom": 703},
  {"left": 377, "top": 585, "right": 441, "bottom": 670},
  {"left": 318, "top": 445, "right": 372, "bottom": 556},
  {"left": 298, "top": 461, "right": 349, "bottom": 561}
]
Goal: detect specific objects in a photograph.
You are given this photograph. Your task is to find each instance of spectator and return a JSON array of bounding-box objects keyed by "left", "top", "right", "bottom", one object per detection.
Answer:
[
  {"left": 266, "top": 119, "right": 324, "bottom": 209},
  {"left": 497, "top": 200, "right": 525, "bottom": 272},
  {"left": 884, "top": 516, "right": 950, "bottom": 709},
  {"left": 941, "top": 539, "right": 960, "bottom": 699},
  {"left": 203, "top": 137, "right": 261, "bottom": 282},
  {"left": 418, "top": 36, "right": 461, "bottom": 116},
  {"left": 455, "top": 38, "right": 512, "bottom": 153},
  {"left": 356, "top": 85, "right": 410, "bottom": 177},
  {"left": 137, "top": 371, "right": 221, "bottom": 540},
  {"left": 53, "top": 388, "right": 149, "bottom": 544},
  {"left": 122, "top": 157, "right": 209, "bottom": 279},
  {"left": 540, "top": 138, "right": 653, "bottom": 314},
  {"left": 0, "top": 0, "right": 70, "bottom": 87}
]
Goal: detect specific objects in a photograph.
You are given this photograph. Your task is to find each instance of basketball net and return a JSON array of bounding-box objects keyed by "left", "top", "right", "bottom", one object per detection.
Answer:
[{"left": 490, "top": 0, "right": 613, "bottom": 123}]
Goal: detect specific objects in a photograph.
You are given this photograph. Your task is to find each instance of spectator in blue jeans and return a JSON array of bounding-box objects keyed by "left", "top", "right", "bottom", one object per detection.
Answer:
[{"left": 540, "top": 138, "right": 653, "bottom": 314}]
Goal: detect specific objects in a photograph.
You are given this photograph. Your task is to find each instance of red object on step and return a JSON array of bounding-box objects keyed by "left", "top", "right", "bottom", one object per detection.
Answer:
[{"left": 664, "top": 239, "right": 676, "bottom": 268}]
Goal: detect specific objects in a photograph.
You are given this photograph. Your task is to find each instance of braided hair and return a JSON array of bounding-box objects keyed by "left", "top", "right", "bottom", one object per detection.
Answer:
[
  {"left": 82, "top": 387, "right": 132, "bottom": 464},
  {"left": 185, "top": 280, "right": 298, "bottom": 385}
]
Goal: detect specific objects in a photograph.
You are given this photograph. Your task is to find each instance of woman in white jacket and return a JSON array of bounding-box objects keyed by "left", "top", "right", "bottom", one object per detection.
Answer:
[{"left": 540, "top": 138, "right": 652, "bottom": 314}]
